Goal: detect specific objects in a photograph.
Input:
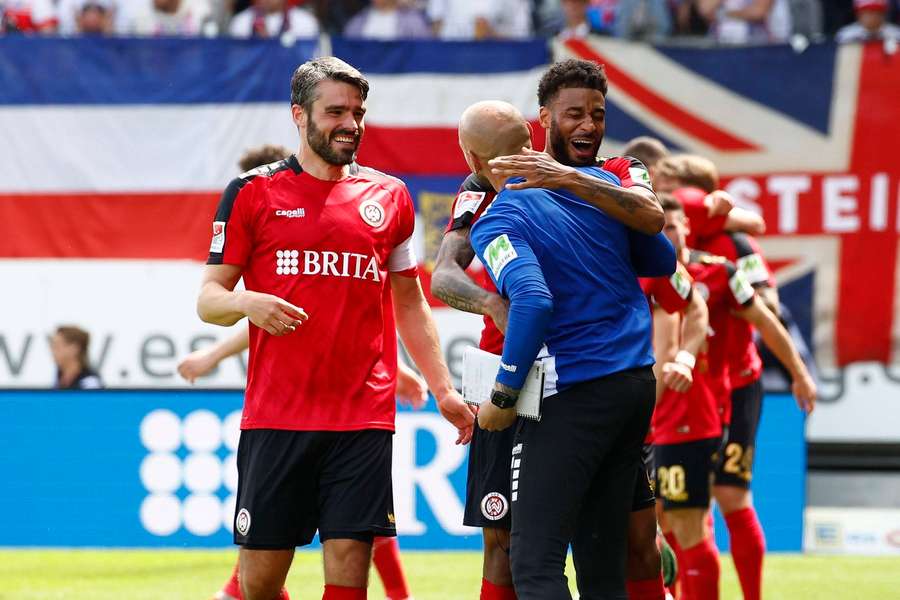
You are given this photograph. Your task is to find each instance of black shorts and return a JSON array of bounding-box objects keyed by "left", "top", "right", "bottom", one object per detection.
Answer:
[
  {"left": 631, "top": 444, "right": 656, "bottom": 512},
  {"left": 233, "top": 429, "right": 395, "bottom": 549},
  {"left": 655, "top": 437, "right": 720, "bottom": 510},
  {"left": 714, "top": 379, "right": 763, "bottom": 489},
  {"left": 464, "top": 420, "right": 516, "bottom": 529}
]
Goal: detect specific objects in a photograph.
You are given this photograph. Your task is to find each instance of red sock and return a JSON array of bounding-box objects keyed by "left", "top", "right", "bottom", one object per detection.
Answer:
[
  {"left": 663, "top": 532, "right": 685, "bottom": 599},
  {"left": 372, "top": 537, "right": 410, "bottom": 600},
  {"left": 725, "top": 507, "right": 765, "bottom": 600},
  {"left": 626, "top": 574, "right": 666, "bottom": 600},
  {"left": 322, "top": 584, "right": 366, "bottom": 600},
  {"left": 681, "top": 539, "right": 720, "bottom": 600},
  {"left": 222, "top": 562, "right": 242, "bottom": 598},
  {"left": 481, "top": 578, "right": 517, "bottom": 600}
]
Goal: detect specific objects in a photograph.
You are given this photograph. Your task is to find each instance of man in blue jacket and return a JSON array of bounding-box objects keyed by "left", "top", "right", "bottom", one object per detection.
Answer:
[{"left": 465, "top": 68, "right": 675, "bottom": 598}]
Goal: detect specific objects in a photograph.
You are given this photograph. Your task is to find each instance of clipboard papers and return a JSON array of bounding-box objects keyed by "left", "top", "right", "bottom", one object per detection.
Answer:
[{"left": 462, "top": 347, "right": 545, "bottom": 420}]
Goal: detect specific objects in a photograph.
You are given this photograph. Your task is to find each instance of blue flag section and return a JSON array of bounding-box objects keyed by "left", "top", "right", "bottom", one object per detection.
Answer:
[{"left": 0, "top": 389, "right": 803, "bottom": 550}]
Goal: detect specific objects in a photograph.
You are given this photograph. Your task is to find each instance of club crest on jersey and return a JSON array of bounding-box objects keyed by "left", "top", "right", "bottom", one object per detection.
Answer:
[
  {"left": 210, "top": 221, "right": 225, "bottom": 253},
  {"left": 453, "top": 191, "right": 486, "bottom": 218},
  {"left": 235, "top": 508, "right": 251, "bottom": 536},
  {"left": 481, "top": 492, "right": 509, "bottom": 521},
  {"left": 359, "top": 199, "right": 385, "bottom": 227}
]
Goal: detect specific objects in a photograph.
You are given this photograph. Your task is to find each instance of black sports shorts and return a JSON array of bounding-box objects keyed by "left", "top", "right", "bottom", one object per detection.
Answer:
[
  {"left": 233, "top": 428, "right": 395, "bottom": 549},
  {"left": 655, "top": 437, "right": 720, "bottom": 510},
  {"left": 464, "top": 420, "right": 516, "bottom": 529},
  {"left": 714, "top": 379, "right": 763, "bottom": 489},
  {"left": 631, "top": 444, "right": 656, "bottom": 512}
]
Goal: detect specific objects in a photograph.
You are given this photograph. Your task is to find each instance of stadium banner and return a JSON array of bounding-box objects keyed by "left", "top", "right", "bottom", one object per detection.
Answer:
[
  {"left": 805, "top": 507, "right": 900, "bottom": 555},
  {"left": 0, "top": 389, "right": 803, "bottom": 550},
  {"left": 1, "top": 37, "right": 899, "bottom": 445}
]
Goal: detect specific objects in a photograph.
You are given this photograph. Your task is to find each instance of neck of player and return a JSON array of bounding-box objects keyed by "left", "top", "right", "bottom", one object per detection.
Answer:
[{"left": 297, "top": 145, "right": 349, "bottom": 181}]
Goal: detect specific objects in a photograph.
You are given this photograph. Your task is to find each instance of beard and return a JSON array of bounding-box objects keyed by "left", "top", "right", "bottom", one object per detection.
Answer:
[
  {"left": 549, "top": 116, "right": 601, "bottom": 167},
  {"left": 306, "top": 116, "right": 360, "bottom": 166}
]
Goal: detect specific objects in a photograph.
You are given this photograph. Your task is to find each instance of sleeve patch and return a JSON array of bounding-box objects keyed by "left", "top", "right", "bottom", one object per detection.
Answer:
[
  {"left": 736, "top": 253, "right": 770, "bottom": 285},
  {"left": 210, "top": 221, "right": 226, "bottom": 253},
  {"left": 729, "top": 270, "right": 755, "bottom": 304},
  {"left": 670, "top": 270, "right": 692, "bottom": 300},
  {"left": 483, "top": 234, "right": 518, "bottom": 278},
  {"left": 453, "top": 191, "right": 486, "bottom": 219},
  {"left": 629, "top": 166, "right": 652, "bottom": 188}
]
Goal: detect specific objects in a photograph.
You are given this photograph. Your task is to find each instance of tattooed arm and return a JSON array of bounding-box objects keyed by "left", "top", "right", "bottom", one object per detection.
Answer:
[
  {"left": 488, "top": 148, "right": 664, "bottom": 234},
  {"left": 430, "top": 228, "right": 509, "bottom": 333}
]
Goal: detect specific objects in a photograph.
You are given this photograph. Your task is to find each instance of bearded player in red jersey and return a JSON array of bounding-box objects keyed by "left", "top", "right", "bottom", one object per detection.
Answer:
[
  {"left": 657, "top": 196, "right": 816, "bottom": 600},
  {"left": 197, "top": 57, "right": 474, "bottom": 600},
  {"left": 431, "top": 68, "right": 670, "bottom": 599}
]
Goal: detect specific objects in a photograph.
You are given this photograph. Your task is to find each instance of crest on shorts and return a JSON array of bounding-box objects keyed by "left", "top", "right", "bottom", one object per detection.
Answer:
[
  {"left": 235, "top": 508, "right": 251, "bottom": 536},
  {"left": 359, "top": 199, "right": 385, "bottom": 227},
  {"left": 480, "top": 492, "right": 509, "bottom": 521}
]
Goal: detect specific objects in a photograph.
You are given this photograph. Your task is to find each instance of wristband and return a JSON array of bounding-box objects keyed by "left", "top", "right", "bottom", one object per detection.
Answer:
[{"left": 674, "top": 350, "right": 696, "bottom": 370}]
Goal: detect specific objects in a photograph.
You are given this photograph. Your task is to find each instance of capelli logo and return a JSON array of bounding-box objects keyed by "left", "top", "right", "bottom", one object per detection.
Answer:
[{"left": 275, "top": 208, "right": 306, "bottom": 218}]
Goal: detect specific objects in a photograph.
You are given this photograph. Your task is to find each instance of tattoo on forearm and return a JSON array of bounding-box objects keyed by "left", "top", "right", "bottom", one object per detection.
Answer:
[
  {"left": 592, "top": 180, "right": 640, "bottom": 214},
  {"left": 432, "top": 231, "right": 493, "bottom": 316}
]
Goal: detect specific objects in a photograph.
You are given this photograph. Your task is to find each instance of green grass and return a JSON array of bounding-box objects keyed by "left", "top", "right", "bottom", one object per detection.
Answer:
[{"left": 0, "top": 550, "right": 898, "bottom": 599}]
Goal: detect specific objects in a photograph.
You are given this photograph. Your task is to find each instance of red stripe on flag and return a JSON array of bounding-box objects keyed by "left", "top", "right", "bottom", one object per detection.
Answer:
[
  {"left": 0, "top": 192, "right": 219, "bottom": 259},
  {"left": 564, "top": 39, "right": 758, "bottom": 152}
]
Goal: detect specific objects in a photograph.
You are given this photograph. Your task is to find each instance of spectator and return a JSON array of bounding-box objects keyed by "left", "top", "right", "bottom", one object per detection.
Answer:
[
  {"left": 836, "top": 0, "right": 900, "bottom": 41},
  {"left": 427, "top": 0, "right": 533, "bottom": 39},
  {"left": 50, "top": 326, "right": 103, "bottom": 390},
  {"left": 344, "top": 0, "right": 431, "bottom": 39},
  {"left": 57, "top": 0, "right": 126, "bottom": 35},
  {"left": 1, "top": 0, "right": 57, "bottom": 33},
  {"left": 555, "top": 0, "right": 606, "bottom": 39},
  {"left": 123, "top": 0, "right": 215, "bottom": 36},
  {"left": 614, "top": 0, "right": 672, "bottom": 39},
  {"left": 697, "top": 0, "right": 793, "bottom": 43},
  {"left": 228, "top": 0, "right": 319, "bottom": 38},
  {"left": 74, "top": 0, "right": 115, "bottom": 35}
]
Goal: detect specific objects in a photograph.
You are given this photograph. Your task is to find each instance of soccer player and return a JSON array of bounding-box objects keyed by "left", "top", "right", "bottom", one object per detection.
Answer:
[
  {"left": 463, "top": 91, "right": 675, "bottom": 600},
  {"left": 432, "top": 80, "right": 669, "bottom": 600},
  {"left": 196, "top": 57, "right": 474, "bottom": 600},
  {"left": 657, "top": 196, "right": 816, "bottom": 600}
]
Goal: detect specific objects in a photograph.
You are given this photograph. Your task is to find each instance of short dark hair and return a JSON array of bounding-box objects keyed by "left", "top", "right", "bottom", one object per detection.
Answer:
[
  {"left": 657, "top": 192, "right": 683, "bottom": 213},
  {"left": 290, "top": 57, "right": 369, "bottom": 113},
  {"left": 537, "top": 59, "right": 608, "bottom": 107},
  {"left": 56, "top": 325, "right": 90, "bottom": 368},
  {"left": 238, "top": 144, "right": 292, "bottom": 172},
  {"left": 622, "top": 136, "right": 668, "bottom": 168}
]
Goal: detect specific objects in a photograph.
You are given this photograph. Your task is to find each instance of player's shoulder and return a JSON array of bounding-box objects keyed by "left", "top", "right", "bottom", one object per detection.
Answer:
[
  {"left": 352, "top": 163, "right": 408, "bottom": 193},
  {"left": 690, "top": 249, "right": 735, "bottom": 272},
  {"left": 598, "top": 155, "right": 646, "bottom": 171},
  {"left": 225, "top": 156, "right": 299, "bottom": 200}
]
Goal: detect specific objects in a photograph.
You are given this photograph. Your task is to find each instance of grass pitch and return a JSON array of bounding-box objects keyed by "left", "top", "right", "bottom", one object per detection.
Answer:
[{"left": 0, "top": 549, "right": 898, "bottom": 599}]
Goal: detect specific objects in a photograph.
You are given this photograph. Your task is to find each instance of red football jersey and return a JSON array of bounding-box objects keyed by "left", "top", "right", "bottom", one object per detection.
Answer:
[
  {"left": 673, "top": 187, "right": 728, "bottom": 248},
  {"left": 208, "top": 157, "right": 417, "bottom": 432},
  {"left": 686, "top": 251, "right": 756, "bottom": 426},
  {"left": 444, "top": 156, "right": 652, "bottom": 354},
  {"left": 639, "top": 263, "right": 694, "bottom": 315},
  {"left": 700, "top": 233, "right": 775, "bottom": 390}
]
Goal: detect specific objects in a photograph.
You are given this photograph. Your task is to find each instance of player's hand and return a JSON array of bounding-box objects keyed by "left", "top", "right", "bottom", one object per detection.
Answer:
[
  {"left": 436, "top": 390, "right": 476, "bottom": 444},
  {"left": 177, "top": 349, "right": 217, "bottom": 384},
  {"left": 238, "top": 291, "right": 308, "bottom": 336},
  {"left": 477, "top": 401, "right": 517, "bottom": 432},
  {"left": 486, "top": 295, "right": 510, "bottom": 334},
  {"left": 792, "top": 372, "right": 817, "bottom": 413},
  {"left": 396, "top": 363, "right": 428, "bottom": 409},
  {"left": 705, "top": 190, "right": 734, "bottom": 218},
  {"left": 661, "top": 361, "right": 693, "bottom": 393},
  {"left": 489, "top": 147, "right": 577, "bottom": 191}
]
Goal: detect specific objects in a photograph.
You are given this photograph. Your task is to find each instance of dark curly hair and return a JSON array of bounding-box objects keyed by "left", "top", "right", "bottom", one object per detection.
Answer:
[{"left": 537, "top": 59, "right": 608, "bottom": 107}]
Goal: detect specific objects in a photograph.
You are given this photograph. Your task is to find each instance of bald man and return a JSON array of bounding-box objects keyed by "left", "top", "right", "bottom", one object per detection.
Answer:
[{"left": 434, "top": 99, "right": 671, "bottom": 600}]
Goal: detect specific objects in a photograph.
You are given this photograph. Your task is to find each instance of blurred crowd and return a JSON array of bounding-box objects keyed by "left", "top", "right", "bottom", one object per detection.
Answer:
[{"left": 1, "top": 0, "right": 898, "bottom": 44}]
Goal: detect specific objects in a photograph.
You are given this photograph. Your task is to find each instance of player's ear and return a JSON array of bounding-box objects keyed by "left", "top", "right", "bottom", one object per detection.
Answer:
[
  {"left": 538, "top": 106, "right": 551, "bottom": 130},
  {"left": 291, "top": 104, "right": 305, "bottom": 131}
]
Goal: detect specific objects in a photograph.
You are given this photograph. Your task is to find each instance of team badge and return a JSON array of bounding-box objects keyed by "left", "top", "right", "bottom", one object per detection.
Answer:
[
  {"left": 235, "top": 508, "right": 251, "bottom": 536},
  {"left": 210, "top": 221, "right": 225, "bottom": 253},
  {"left": 480, "top": 492, "right": 509, "bottom": 521},
  {"left": 359, "top": 199, "right": 385, "bottom": 227}
]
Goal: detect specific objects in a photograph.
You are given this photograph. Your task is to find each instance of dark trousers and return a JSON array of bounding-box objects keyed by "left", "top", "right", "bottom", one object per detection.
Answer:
[{"left": 509, "top": 367, "right": 656, "bottom": 600}]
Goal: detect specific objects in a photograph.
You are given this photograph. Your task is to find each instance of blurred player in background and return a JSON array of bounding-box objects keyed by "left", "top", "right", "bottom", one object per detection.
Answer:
[
  {"left": 432, "top": 67, "right": 670, "bottom": 599},
  {"left": 196, "top": 56, "right": 473, "bottom": 600},
  {"left": 658, "top": 196, "right": 816, "bottom": 600},
  {"left": 50, "top": 325, "right": 103, "bottom": 389},
  {"left": 180, "top": 144, "right": 420, "bottom": 600}
]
